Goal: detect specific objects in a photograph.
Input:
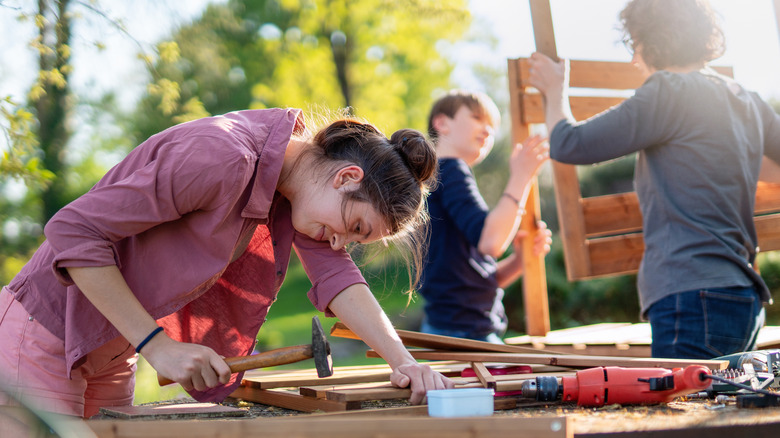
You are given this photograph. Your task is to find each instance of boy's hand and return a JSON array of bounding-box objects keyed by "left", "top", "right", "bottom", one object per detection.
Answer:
[
  {"left": 509, "top": 134, "right": 549, "bottom": 182},
  {"left": 512, "top": 220, "right": 552, "bottom": 257}
]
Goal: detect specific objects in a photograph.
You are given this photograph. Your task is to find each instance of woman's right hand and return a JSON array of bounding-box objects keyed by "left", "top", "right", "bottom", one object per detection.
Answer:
[
  {"left": 141, "top": 333, "right": 232, "bottom": 392},
  {"left": 527, "top": 52, "right": 568, "bottom": 98}
]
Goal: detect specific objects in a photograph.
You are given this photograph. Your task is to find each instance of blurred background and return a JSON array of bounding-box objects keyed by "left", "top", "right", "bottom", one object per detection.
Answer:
[{"left": 3, "top": 0, "right": 780, "bottom": 403}]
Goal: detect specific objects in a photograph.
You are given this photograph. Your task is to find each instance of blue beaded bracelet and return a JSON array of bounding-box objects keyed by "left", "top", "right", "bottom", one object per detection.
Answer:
[{"left": 135, "top": 326, "right": 164, "bottom": 353}]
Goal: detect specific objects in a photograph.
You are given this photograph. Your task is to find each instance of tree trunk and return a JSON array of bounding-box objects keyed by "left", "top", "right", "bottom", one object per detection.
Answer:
[{"left": 36, "top": 0, "right": 72, "bottom": 223}]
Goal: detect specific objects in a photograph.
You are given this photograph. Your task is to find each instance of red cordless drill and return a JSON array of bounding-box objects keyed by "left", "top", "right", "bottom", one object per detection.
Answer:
[{"left": 520, "top": 365, "right": 712, "bottom": 406}]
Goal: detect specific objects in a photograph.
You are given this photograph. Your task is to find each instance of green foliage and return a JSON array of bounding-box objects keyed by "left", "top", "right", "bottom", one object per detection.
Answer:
[
  {"left": 130, "top": 0, "right": 471, "bottom": 143},
  {"left": 0, "top": 96, "right": 54, "bottom": 190}
]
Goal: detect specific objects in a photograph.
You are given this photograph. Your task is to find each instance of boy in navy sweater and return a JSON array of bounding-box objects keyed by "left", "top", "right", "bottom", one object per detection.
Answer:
[{"left": 419, "top": 90, "right": 551, "bottom": 343}]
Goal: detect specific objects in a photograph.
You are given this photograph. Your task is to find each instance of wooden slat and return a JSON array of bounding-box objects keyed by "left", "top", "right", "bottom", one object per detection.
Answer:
[
  {"left": 520, "top": 0, "right": 554, "bottom": 336},
  {"left": 513, "top": 58, "right": 734, "bottom": 91},
  {"left": 505, "top": 344, "right": 652, "bottom": 358},
  {"left": 528, "top": 0, "right": 559, "bottom": 61},
  {"left": 470, "top": 362, "right": 497, "bottom": 389},
  {"left": 329, "top": 322, "right": 563, "bottom": 354},
  {"left": 755, "top": 182, "right": 780, "bottom": 213},
  {"left": 552, "top": 162, "right": 591, "bottom": 280},
  {"left": 756, "top": 213, "right": 780, "bottom": 252},
  {"left": 587, "top": 233, "right": 645, "bottom": 278},
  {"left": 98, "top": 403, "right": 246, "bottom": 419},
  {"left": 508, "top": 58, "right": 550, "bottom": 336},
  {"left": 521, "top": 94, "right": 627, "bottom": 124},
  {"left": 229, "top": 387, "right": 360, "bottom": 412},
  {"left": 574, "top": 213, "right": 780, "bottom": 280},
  {"left": 584, "top": 185, "right": 780, "bottom": 239},
  {"left": 242, "top": 362, "right": 467, "bottom": 390},
  {"left": 87, "top": 415, "right": 573, "bottom": 438},
  {"left": 519, "top": 181, "right": 551, "bottom": 336},
  {"left": 582, "top": 192, "right": 642, "bottom": 237},
  {"left": 367, "top": 350, "right": 728, "bottom": 370}
]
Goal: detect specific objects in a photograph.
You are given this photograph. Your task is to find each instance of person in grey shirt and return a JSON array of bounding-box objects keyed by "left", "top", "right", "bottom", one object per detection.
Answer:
[{"left": 527, "top": 0, "right": 780, "bottom": 359}]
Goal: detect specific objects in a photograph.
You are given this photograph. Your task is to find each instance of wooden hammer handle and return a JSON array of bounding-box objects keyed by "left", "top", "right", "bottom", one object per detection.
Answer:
[{"left": 157, "top": 344, "right": 312, "bottom": 386}]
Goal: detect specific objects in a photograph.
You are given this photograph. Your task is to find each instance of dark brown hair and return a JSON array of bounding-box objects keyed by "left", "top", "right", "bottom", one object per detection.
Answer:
[
  {"left": 309, "top": 118, "right": 437, "bottom": 291},
  {"left": 427, "top": 89, "right": 500, "bottom": 141},
  {"left": 620, "top": 0, "right": 725, "bottom": 70}
]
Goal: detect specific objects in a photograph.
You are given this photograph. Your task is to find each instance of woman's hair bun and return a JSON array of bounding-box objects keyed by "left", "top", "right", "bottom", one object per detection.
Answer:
[{"left": 389, "top": 129, "right": 437, "bottom": 183}]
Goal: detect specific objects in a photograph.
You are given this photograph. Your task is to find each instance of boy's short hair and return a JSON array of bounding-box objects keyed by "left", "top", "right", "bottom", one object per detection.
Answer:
[{"left": 427, "top": 90, "right": 501, "bottom": 141}]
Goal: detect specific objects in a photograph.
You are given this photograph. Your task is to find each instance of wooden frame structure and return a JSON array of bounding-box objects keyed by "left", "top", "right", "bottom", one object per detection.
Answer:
[{"left": 515, "top": 0, "right": 780, "bottom": 334}]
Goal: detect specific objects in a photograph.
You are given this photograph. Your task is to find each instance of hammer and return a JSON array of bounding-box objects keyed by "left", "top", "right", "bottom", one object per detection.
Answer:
[{"left": 158, "top": 316, "right": 333, "bottom": 386}]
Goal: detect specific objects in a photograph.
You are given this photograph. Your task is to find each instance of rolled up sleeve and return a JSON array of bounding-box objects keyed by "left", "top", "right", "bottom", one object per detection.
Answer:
[
  {"left": 293, "top": 232, "right": 367, "bottom": 316},
  {"left": 45, "top": 133, "right": 250, "bottom": 285}
]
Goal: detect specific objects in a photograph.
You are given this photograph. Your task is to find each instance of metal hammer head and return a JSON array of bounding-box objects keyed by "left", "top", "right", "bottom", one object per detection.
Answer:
[{"left": 311, "top": 316, "right": 333, "bottom": 378}]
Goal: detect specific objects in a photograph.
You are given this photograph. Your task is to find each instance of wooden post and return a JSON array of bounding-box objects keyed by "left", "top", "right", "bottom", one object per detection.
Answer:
[
  {"left": 508, "top": 64, "right": 550, "bottom": 336},
  {"left": 513, "top": 0, "right": 560, "bottom": 336}
]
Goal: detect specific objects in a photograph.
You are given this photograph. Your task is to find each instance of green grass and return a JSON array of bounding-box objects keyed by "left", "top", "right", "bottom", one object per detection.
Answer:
[{"left": 134, "top": 254, "right": 420, "bottom": 403}]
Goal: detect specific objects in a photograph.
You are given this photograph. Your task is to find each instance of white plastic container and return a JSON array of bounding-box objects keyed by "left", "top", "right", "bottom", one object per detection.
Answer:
[{"left": 427, "top": 388, "right": 495, "bottom": 417}]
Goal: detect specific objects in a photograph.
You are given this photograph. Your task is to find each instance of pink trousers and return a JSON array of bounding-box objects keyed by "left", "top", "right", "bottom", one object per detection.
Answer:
[{"left": 0, "top": 288, "right": 137, "bottom": 418}]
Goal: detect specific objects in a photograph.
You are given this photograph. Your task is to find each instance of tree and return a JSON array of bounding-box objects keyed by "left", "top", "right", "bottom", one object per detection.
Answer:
[{"left": 131, "top": 0, "right": 472, "bottom": 141}]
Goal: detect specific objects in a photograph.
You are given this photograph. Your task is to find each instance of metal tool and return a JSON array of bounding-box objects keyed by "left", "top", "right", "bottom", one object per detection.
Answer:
[
  {"left": 520, "top": 365, "right": 712, "bottom": 407},
  {"left": 707, "top": 350, "right": 780, "bottom": 396},
  {"left": 158, "top": 316, "right": 332, "bottom": 386}
]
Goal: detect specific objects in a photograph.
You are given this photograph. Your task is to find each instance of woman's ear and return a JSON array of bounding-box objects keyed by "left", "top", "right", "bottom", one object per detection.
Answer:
[{"left": 333, "top": 165, "right": 365, "bottom": 189}]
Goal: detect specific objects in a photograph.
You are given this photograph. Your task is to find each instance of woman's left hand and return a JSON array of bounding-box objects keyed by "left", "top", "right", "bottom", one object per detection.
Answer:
[{"left": 390, "top": 361, "right": 455, "bottom": 405}]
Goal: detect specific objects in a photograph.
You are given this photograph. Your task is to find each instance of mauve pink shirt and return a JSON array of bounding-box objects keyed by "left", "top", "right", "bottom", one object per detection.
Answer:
[{"left": 7, "top": 108, "right": 366, "bottom": 401}]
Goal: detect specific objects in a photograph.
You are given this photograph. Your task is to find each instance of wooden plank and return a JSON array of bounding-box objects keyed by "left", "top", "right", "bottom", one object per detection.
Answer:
[
  {"left": 322, "top": 373, "right": 576, "bottom": 402},
  {"left": 582, "top": 192, "right": 642, "bottom": 237},
  {"left": 505, "top": 344, "right": 652, "bottom": 358},
  {"left": 551, "top": 161, "right": 592, "bottom": 280},
  {"left": 506, "top": 323, "right": 780, "bottom": 355},
  {"left": 528, "top": 0, "right": 559, "bottom": 61},
  {"left": 87, "top": 415, "right": 573, "bottom": 438},
  {"left": 241, "top": 362, "right": 467, "bottom": 390},
  {"left": 98, "top": 403, "right": 245, "bottom": 419},
  {"left": 470, "top": 362, "right": 497, "bottom": 389},
  {"left": 517, "top": 323, "right": 638, "bottom": 344},
  {"left": 522, "top": 94, "right": 627, "bottom": 124},
  {"left": 365, "top": 350, "right": 728, "bottom": 370},
  {"left": 756, "top": 213, "right": 780, "bottom": 251},
  {"left": 754, "top": 182, "right": 780, "bottom": 213},
  {"left": 307, "top": 405, "right": 431, "bottom": 417},
  {"left": 582, "top": 185, "right": 780, "bottom": 239},
  {"left": 520, "top": 180, "right": 551, "bottom": 335},
  {"left": 757, "top": 325, "right": 780, "bottom": 348},
  {"left": 229, "top": 387, "right": 360, "bottom": 412},
  {"left": 587, "top": 234, "right": 645, "bottom": 279},
  {"left": 574, "top": 212, "right": 780, "bottom": 280},
  {"left": 517, "top": 58, "right": 732, "bottom": 91},
  {"left": 300, "top": 372, "right": 576, "bottom": 401},
  {"left": 330, "top": 322, "right": 564, "bottom": 354},
  {"left": 521, "top": 0, "right": 553, "bottom": 337}
]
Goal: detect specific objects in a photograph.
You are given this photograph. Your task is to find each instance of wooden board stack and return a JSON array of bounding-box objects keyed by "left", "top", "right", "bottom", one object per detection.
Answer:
[{"left": 229, "top": 322, "right": 730, "bottom": 415}]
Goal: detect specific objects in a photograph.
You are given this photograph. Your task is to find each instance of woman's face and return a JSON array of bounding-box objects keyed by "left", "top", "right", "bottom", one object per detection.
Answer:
[{"left": 291, "top": 165, "right": 389, "bottom": 250}]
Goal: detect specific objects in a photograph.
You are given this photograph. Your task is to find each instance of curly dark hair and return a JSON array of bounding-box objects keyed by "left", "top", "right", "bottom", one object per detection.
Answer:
[{"left": 620, "top": 0, "right": 725, "bottom": 70}]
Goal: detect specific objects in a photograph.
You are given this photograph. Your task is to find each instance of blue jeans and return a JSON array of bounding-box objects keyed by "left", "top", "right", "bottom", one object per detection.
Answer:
[
  {"left": 647, "top": 286, "right": 765, "bottom": 359},
  {"left": 420, "top": 319, "right": 505, "bottom": 344}
]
